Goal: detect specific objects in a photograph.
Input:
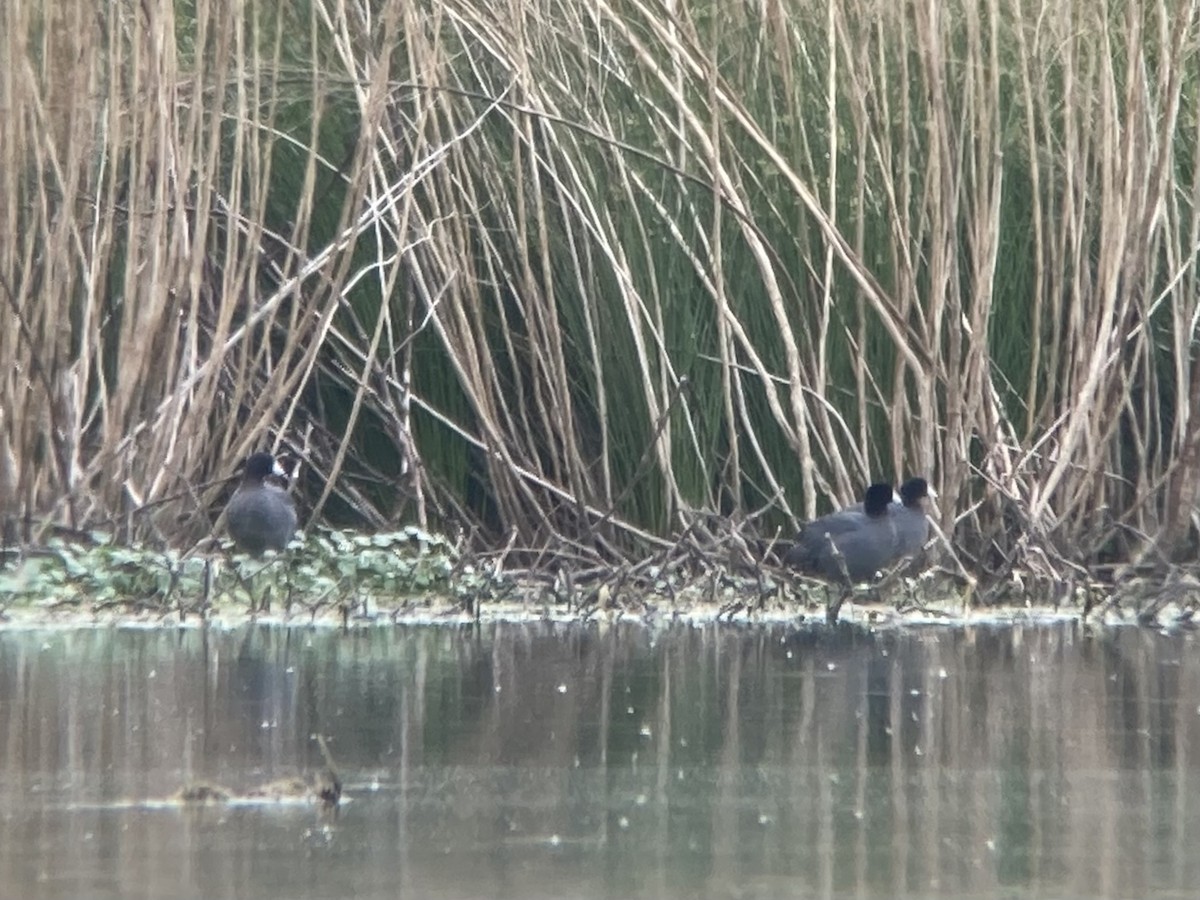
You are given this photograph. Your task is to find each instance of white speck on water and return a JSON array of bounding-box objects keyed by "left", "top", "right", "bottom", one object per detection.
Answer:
[
  {"left": 910, "top": 689, "right": 921, "bottom": 696},
  {"left": 148, "top": 669, "right": 156, "bottom": 679},
  {"left": 639, "top": 725, "right": 652, "bottom": 738},
  {"left": 556, "top": 684, "right": 567, "bottom": 694},
  {"left": 627, "top": 706, "right": 635, "bottom": 714},
  {"left": 494, "top": 685, "right": 501, "bottom": 693},
  {"left": 618, "top": 816, "right": 630, "bottom": 829},
  {"left": 826, "top": 662, "right": 837, "bottom": 671},
  {"left": 758, "top": 813, "right": 773, "bottom": 826},
  {"left": 786, "top": 651, "right": 793, "bottom": 659},
  {"left": 853, "top": 809, "right": 864, "bottom": 820},
  {"left": 635, "top": 794, "right": 647, "bottom": 806},
  {"left": 915, "top": 745, "right": 923, "bottom": 756},
  {"left": 938, "top": 667, "right": 948, "bottom": 679},
  {"left": 548, "top": 834, "right": 561, "bottom": 847},
  {"left": 285, "top": 666, "right": 294, "bottom": 674}
]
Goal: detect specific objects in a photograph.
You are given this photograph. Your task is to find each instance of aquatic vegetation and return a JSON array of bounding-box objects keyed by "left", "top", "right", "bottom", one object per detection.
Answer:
[{"left": 0, "top": 527, "right": 503, "bottom": 618}]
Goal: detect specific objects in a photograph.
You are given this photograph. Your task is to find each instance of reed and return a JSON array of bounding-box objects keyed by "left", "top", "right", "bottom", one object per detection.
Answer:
[{"left": 2, "top": 0, "right": 1198, "bottom": 586}]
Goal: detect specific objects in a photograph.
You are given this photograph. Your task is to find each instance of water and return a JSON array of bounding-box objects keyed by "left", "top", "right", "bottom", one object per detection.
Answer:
[{"left": 0, "top": 620, "right": 1197, "bottom": 899}]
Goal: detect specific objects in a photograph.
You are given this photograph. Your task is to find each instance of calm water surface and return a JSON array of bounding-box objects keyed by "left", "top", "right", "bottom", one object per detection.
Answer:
[{"left": 0, "top": 620, "right": 1197, "bottom": 899}]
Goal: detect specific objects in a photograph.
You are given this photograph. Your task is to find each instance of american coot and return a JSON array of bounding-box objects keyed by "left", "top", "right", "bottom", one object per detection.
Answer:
[
  {"left": 849, "top": 476, "right": 935, "bottom": 559},
  {"left": 784, "top": 483, "right": 898, "bottom": 583},
  {"left": 225, "top": 452, "right": 297, "bottom": 555},
  {"left": 892, "top": 477, "right": 933, "bottom": 558}
]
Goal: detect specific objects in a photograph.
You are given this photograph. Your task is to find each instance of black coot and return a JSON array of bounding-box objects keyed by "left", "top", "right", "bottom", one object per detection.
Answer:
[
  {"left": 225, "top": 452, "right": 297, "bottom": 555},
  {"left": 892, "top": 477, "right": 933, "bottom": 558},
  {"left": 785, "top": 483, "right": 897, "bottom": 583}
]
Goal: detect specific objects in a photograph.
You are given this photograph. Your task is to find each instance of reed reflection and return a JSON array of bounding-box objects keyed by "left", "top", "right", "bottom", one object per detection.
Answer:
[{"left": 0, "top": 621, "right": 1196, "bottom": 900}]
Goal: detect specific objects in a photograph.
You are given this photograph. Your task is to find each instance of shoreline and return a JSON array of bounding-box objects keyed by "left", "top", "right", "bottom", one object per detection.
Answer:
[
  {"left": 3, "top": 530, "right": 1196, "bottom": 634},
  {"left": 0, "top": 595, "right": 1181, "bottom": 633}
]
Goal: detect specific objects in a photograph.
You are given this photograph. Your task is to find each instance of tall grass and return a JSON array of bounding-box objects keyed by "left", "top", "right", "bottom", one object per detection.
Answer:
[{"left": 2, "top": 0, "right": 1199, "bottom": 581}]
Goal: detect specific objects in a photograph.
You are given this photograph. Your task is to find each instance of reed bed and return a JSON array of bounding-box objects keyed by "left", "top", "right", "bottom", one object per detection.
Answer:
[{"left": 2, "top": 0, "right": 1199, "bottom": 594}]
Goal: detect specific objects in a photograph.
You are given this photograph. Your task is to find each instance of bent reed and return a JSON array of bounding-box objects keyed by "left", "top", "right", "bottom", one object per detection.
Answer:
[{"left": 2, "top": 0, "right": 1199, "bottom": 604}]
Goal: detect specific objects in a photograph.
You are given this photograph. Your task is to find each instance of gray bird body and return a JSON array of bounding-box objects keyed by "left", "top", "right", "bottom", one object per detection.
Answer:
[
  {"left": 785, "top": 483, "right": 898, "bottom": 583},
  {"left": 892, "top": 477, "right": 932, "bottom": 558},
  {"left": 844, "top": 478, "right": 933, "bottom": 558},
  {"left": 226, "top": 452, "right": 297, "bottom": 555},
  {"left": 786, "top": 477, "right": 934, "bottom": 584}
]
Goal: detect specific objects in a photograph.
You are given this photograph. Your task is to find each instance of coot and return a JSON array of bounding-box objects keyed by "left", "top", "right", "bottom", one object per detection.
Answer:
[
  {"left": 892, "top": 477, "right": 933, "bottom": 558},
  {"left": 785, "top": 483, "right": 898, "bottom": 583},
  {"left": 225, "top": 452, "right": 297, "bottom": 555}
]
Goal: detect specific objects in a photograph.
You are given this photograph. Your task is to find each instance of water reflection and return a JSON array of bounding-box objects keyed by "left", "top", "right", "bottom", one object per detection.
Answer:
[{"left": 0, "top": 621, "right": 1197, "bottom": 899}]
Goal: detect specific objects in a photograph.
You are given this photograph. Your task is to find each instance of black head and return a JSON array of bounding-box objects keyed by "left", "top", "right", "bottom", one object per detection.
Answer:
[
  {"left": 899, "top": 477, "right": 930, "bottom": 507},
  {"left": 862, "top": 482, "right": 894, "bottom": 517},
  {"left": 242, "top": 452, "right": 280, "bottom": 482}
]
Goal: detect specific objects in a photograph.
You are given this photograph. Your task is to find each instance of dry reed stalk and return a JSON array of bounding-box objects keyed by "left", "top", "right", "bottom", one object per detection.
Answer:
[{"left": 3, "top": 0, "right": 1200, "bottom": 586}]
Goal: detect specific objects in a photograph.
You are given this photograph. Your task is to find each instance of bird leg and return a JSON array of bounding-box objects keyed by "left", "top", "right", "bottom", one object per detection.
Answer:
[
  {"left": 825, "top": 536, "right": 855, "bottom": 624},
  {"left": 826, "top": 588, "right": 851, "bottom": 625}
]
